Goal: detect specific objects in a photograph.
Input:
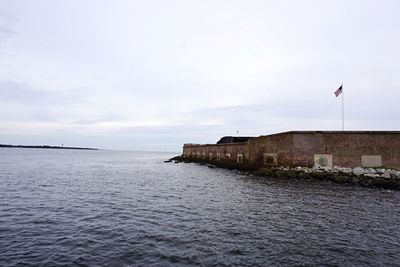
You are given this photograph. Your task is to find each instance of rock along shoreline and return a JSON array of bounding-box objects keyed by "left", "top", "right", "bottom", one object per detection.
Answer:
[{"left": 166, "top": 155, "right": 400, "bottom": 190}]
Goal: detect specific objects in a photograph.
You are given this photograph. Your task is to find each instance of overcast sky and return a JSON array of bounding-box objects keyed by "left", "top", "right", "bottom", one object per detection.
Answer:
[{"left": 1, "top": 0, "right": 399, "bottom": 151}]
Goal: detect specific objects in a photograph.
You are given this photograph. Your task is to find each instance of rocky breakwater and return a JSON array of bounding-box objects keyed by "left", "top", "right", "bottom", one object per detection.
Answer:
[
  {"left": 255, "top": 166, "right": 400, "bottom": 190},
  {"left": 164, "top": 155, "right": 184, "bottom": 163},
  {"left": 165, "top": 155, "right": 400, "bottom": 190}
]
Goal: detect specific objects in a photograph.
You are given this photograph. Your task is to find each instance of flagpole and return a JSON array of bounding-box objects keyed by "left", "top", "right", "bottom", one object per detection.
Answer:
[{"left": 342, "top": 83, "right": 344, "bottom": 131}]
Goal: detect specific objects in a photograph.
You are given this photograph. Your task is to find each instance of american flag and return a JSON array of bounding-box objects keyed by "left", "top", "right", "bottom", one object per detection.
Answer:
[{"left": 334, "top": 85, "right": 343, "bottom": 97}]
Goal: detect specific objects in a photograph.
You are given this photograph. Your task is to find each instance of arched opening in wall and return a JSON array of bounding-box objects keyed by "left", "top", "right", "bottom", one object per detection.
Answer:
[
  {"left": 202, "top": 152, "right": 206, "bottom": 159},
  {"left": 209, "top": 153, "right": 213, "bottom": 160},
  {"left": 237, "top": 154, "right": 244, "bottom": 163},
  {"left": 263, "top": 153, "right": 277, "bottom": 166},
  {"left": 225, "top": 153, "right": 231, "bottom": 159},
  {"left": 313, "top": 154, "right": 333, "bottom": 168},
  {"left": 216, "top": 153, "right": 221, "bottom": 161}
]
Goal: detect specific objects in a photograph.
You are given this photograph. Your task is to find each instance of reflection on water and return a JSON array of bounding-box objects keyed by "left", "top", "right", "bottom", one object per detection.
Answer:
[{"left": 0, "top": 148, "right": 399, "bottom": 266}]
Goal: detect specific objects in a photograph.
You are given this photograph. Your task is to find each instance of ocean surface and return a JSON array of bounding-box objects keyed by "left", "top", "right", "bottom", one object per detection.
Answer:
[{"left": 0, "top": 148, "right": 399, "bottom": 266}]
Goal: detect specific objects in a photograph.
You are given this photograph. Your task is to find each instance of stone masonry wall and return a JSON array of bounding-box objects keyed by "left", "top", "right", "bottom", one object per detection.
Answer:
[
  {"left": 246, "top": 133, "right": 294, "bottom": 168},
  {"left": 183, "top": 143, "right": 251, "bottom": 169},
  {"left": 292, "top": 132, "right": 400, "bottom": 168},
  {"left": 183, "top": 131, "right": 400, "bottom": 170}
]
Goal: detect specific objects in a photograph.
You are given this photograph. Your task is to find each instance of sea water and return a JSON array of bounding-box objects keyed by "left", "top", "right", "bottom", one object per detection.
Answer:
[{"left": 0, "top": 148, "right": 399, "bottom": 266}]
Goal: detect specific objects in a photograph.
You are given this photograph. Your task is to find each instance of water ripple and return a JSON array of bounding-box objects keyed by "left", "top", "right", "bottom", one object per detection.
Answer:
[{"left": 0, "top": 149, "right": 399, "bottom": 266}]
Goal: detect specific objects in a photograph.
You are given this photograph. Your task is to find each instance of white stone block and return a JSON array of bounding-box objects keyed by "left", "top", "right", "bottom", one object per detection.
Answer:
[
  {"left": 361, "top": 155, "right": 382, "bottom": 168},
  {"left": 314, "top": 154, "right": 333, "bottom": 168},
  {"left": 353, "top": 167, "right": 365, "bottom": 176}
]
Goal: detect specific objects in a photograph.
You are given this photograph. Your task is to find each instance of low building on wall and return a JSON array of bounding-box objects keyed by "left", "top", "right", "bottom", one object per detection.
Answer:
[{"left": 183, "top": 131, "right": 400, "bottom": 170}]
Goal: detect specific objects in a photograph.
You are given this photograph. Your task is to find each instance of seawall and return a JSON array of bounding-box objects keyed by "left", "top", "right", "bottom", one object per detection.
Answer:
[
  {"left": 179, "top": 131, "right": 400, "bottom": 189},
  {"left": 183, "top": 131, "right": 400, "bottom": 170}
]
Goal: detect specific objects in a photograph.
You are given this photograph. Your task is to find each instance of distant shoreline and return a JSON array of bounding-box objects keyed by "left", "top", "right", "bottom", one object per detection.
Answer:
[{"left": 0, "top": 144, "right": 98, "bottom": 150}]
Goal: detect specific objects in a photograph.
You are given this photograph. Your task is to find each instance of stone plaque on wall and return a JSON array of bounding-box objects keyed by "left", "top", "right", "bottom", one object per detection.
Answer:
[
  {"left": 361, "top": 155, "right": 382, "bottom": 167},
  {"left": 263, "top": 153, "right": 277, "bottom": 166},
  {"left": 314, "top": 154, "right": 333, "bottom": 168}
]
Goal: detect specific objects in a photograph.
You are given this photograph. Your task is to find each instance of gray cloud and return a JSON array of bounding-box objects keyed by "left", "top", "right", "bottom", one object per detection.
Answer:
[
  {"left": 0, "top": 79, "right": 70, "bottom": 104},
  {"left": 0, "top": 0, "right": 399, "bottom": 151},
  {"left": 0, "top": 1, "right": 18, "bottom": 42}
]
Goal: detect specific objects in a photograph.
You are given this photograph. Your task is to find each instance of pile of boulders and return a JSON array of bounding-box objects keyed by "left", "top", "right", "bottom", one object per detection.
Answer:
[
  {"left": 164, "top": 155, "right": 184, "bottom": 163},
  {"left": 255, "top": 165, "right": 400, "bottom": 189},
  {"left": 166, "top": 155, "right": 400, "bottom": 189}
]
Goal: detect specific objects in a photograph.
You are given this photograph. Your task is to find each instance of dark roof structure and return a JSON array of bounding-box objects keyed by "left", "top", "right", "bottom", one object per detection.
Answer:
[{"left": 216, "top": 136, "right": 254, "bottom": 144}]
